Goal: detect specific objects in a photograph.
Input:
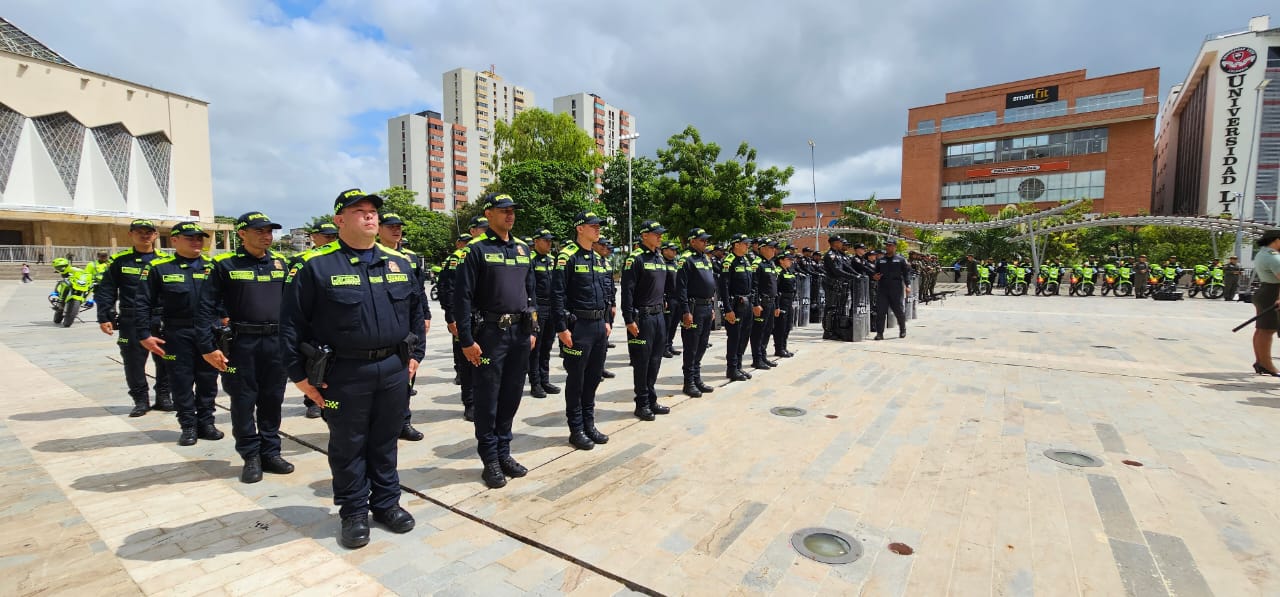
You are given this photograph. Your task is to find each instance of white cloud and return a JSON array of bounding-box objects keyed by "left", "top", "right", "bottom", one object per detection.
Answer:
[{"left": 782, "top": 144, "right": 902, "bottom": 204}]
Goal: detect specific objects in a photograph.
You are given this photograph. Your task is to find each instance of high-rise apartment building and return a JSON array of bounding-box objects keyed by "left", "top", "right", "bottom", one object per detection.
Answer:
[
  {"left": 443, "top": 67, "right": 534, "bottom": 203},
  {"left": 553, "top": 93, "right": 636, "bottom": 192},
  {"left": 386, "top": 110, "right": 468, "bottom": 212}
]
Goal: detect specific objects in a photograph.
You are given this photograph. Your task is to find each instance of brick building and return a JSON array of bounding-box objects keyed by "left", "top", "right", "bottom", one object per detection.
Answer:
[
  {"left": 781, "top": 198, "right": 901, "bottom": 252},
  {"left": 900, "top": 69, "right": 1159, "bottom": 223}
]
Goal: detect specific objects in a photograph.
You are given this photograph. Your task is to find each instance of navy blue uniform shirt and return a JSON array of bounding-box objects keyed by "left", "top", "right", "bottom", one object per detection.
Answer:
[{"left": 451, "top": 230, "right": 537, "bottom": 347}]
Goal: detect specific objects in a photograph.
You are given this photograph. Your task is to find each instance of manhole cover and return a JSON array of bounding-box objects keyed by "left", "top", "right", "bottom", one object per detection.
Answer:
[
  {"left": 790, "top": 528, "right": 862, "bottom": 564},
  {"left": 771, "top": 406, "right": 807, "bottom": 417},
  {"left": 1043, "top": 449, "right": 1103, "bottom": 467},
  {"left": 1092, "top": 345, "right": 1116, "bottom": 350},
  {"left": 887, "top": 542, "right": 914, "bottom": 555}
]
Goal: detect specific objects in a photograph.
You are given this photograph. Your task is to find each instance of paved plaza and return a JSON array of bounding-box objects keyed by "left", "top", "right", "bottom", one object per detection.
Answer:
[{"left": 1, "top": 279, "right": 1278, "bottom": 596}]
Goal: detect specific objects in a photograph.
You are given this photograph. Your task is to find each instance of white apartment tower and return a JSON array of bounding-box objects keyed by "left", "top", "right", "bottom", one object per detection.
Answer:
[
  {"left": 552, "top": 93, "right": 637, "bottom": 159},
  {"left": 442, "top": 67, "right": 534, "bottom": 203},
  {"left": 386, "top": 110, "right": 469, "bottom": 212}
]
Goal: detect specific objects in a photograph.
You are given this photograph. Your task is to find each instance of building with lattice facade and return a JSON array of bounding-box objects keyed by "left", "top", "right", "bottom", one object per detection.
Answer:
[{"left": 0, "top": 17, "right": 225, "bottom": 253}]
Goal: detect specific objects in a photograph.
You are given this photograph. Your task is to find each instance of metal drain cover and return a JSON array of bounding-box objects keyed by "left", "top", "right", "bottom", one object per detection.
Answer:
[
  {"left": 770, "top": 406, "right": 807, "bottom": 417},
  {"left": 1044, "top": 449, "right": 1103, "bottom": 467},
  {"left": 790, "top": 528, "right": 862, "bottom": 564}
]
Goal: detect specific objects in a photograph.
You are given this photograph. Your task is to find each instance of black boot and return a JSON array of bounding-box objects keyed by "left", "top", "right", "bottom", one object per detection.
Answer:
[
  {"left": 499, "top": 455, "right": 527, "bottom": 477},
  {"left": 240, "top": 455, "right": 263, "bottom": 484},
  {"left": 541, "top": 383, "right": 561, "bottom": 394},
  {"left": 899, "top": 328, "right": 906, "bottom": 338},
  {"left": 670, "top": 348, "right": 682, "bottom": 355},
  {"left": 728, "top": 370, "right": 748, "bottom": 382},
  {"left": 740, "top": 370, "right": 753, "bottom": 379},
  {"left": 129, "top": 400, "right": 149, "bottom": 418},
  {"left": 482, "top": 461, "right": 507, "bottom": 488},
  {"left": 650, "top": 402, "right": 671, "bottom": 415},
  {"left": 601, "top": 369, "right": 616, "bottom": 379},
  {"left": 177, "top": 427, "right": 197, "bottom": 446},
  {"left": 751, "top": 360, "right": 772, "bottom": 370},
  {"left": 695, "top": 379, "right": 715, "bottom": 393},
  {"left": 152, "top": 396, "right": 174, "bottom": 412},
  {"left": 340, "top": 512, "right": 370, "bottom": 548},
  {"left": 634, "top": 405, "right": 655, "bottom": 421},
  {"left": 683, "top": 382, "right": 702, "bottom": 397},
  {"left": 399, "top": 424, "right": 424, "bottom": 441},
  {"left": 569, "top": 429, "right": 595, "bottom": 450},
  {"left": 585, "top": 424, "right": 609, "bottom": 445},
  {"left": 874, "top": 333, "right": 884, "bottom": 340},
  {"left": 372, "top": 506, "right": 415, "bottom": 533},
  {"left": 197, "top": 424, "right": 224, "bottom": 440},
  {"left": 262, "top": 454, "right": 295, "bottom": 474},
  {"left": 463, "top": 404, "right": 474, "bottom": 422},
  {"left": 530, "top": 383, "right": 547, "bottom": 399}
]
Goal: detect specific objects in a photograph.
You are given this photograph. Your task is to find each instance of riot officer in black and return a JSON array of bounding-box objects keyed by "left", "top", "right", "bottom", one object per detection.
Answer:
[
  {"left": 552, "top": 211, "right": 613, "bottom": 450},
  {"left": 676, "top": 228, "right": 717, "bottom": 397},
  {"left": 378, "top": 212, "right": 431, "bottom": 440},
  {"left": 137, "top": 222, "right": 221, "bottom": 447},
  {"left": 453, "top": 194, "right": 537, "bottom": 489},
  {"left": 290, "top": 221, "right": 337, "bottom": 419},
  {"left": 282, "top": 189, "right": 425, "bottom": 548},
  {"left": 96, "top": 219, "right": 172, "bottom": 417},
  {"left": 720, "top": 233, "right": 756, "bottom": 381},
  {"left": 622, "top": 220, "right": 671, "bottom": 420},
  {"left": 821, "top": 236, "right": 856, "bottom": 339},
  {"left": 873, "top": 243, "right": 912, "bottom": 340},
  {"left": 199, "top": 211, "right": 293, "bottom": 484},
  {"left": 661, "top": 242, "right": 681, "bottom": 358},
  {"left": 528, "top": 228, "right": 559, "bottom": 399},
  {"left": 773, "top": 252, "right": 799, "bottom": 357},
  {"left": 749, "top": 240, "right": 782, "bottom": 369}
]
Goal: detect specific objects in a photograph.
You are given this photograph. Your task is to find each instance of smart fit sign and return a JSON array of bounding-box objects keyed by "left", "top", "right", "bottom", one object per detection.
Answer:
[{"left": 1005, "top": 86, "right": 1058, "bottom": 109}]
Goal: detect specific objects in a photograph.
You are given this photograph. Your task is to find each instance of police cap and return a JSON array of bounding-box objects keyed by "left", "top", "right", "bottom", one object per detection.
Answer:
[
  {"left": 379, "top": 212, "right": 405, "bottom": 226},
  {"left": 481, "top": 193, "right": 518, "bottom": 210},
  {"left": 236, "top": 211, "right": 283, "bottom": 230},
  {"left": 729, "top": 232, "right": 750, "bottom": 244},
  {"left": 312, "top": 221, "right": 339, "bottom": 235},
  {"left": 170, "top": 221, "right": 210, "bottom": 237},
  {"left": 639, "top": 220, "right": 667, "bottom": 234},
  {"left": 533, "top": 228, "right": 556, "bottom": 240},
  {"left": 333, "top": 188, "right": 383, "bottom": 215},
  {"left": 687, "top": 227, "right": 712, "bottom": 241},
  {"left": 572, "top": 210, "right": 603, "bottom": 227},
  {"left": 456, "top": 233, "right": 473, "bottom": 243},
  {"left": 129, "top": 218, "right": 157, "bottom": 231}
]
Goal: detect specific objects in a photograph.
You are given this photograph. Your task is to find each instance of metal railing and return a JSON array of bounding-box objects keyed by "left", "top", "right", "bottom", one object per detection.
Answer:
[
  {"left": 906, "top": 96, "right": 1159, "bottom": 136},
  {"left": 0, "top": 245, "right": 231, "bottom": 264}
]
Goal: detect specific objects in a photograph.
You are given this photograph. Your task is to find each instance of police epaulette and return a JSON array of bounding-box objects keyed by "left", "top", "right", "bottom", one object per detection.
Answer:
[
  {"left": 269, "top": 249, "right": 287, "bottom": 259},
  {"left": 303, "top": 241, "right": 341, "bottom": 261},
  {"left": 150, "top": 254, "right": 176, "bottom": 266},
  {"left": 559, "top": 244, "right": 580, "bottom": 257},
  {"left": 212, "top": 251, "right": 237, "bottom": 263},
  {"left": 376, "top": 244, "right": 407, "bottom": 259},
  {"left": 629, "top": 248, "right": 643, "bottom": 256},
  {"left": 109, "top": 248, "right": 134, "bottom": 261},
  {"left": 514, "top": 237, "right": 528, "bottom": 246},
  {"left": 467, "top": 236, "right": 486, "bottom": 246}
]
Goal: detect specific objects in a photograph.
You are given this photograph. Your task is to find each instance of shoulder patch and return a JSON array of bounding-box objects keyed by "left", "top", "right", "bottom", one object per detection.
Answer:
[
  {"left": 212, "top": 252, "right": 237, "bottom": 263},
  {"left": 150, "top": 254, "right": 176, "bottom": 266},
  {"left": 377, "top": 244, "right": 407, "bottom": 259},
  {"left": 110, "top": 248, "right": 134, "bottom": 261},
  {"left": 303, "top": 241, "right": 341, "bottom": 261},
  {"left": 467, "top": 236, "right": 486, "bottom": 246}
]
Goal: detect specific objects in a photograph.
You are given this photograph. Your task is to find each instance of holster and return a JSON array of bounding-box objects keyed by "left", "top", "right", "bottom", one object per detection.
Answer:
[
  {"left": 522, "top": 309, "right": 539, "bottom": 335},
  {"left": 299, "top": 342, "right": 333, "bottom": 388},
  {"left": 398, "top": 333, "right": 417, "bottom": 366},
  {"left": 214, "top": 325, "right": 234, "bottom": 359}
]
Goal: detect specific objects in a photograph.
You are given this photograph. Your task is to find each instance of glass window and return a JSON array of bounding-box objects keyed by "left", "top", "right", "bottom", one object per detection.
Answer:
[
  {"left": 1090, "top": 186, "right": 1105, "bottom": 199},
  {"left": 917, "top": 119, "right": 936, "bottom": 134}
]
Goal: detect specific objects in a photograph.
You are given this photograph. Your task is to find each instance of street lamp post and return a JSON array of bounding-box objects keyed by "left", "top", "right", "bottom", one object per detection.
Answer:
[
  {"left": 620, "top": 133, "right": 640, "bottom": 250},
  {"left": 1235, "top": 79, "right": 1272, "bottom": 260},
  {"left": 808, "top": 139, "right": 817, "bottom": 250}
]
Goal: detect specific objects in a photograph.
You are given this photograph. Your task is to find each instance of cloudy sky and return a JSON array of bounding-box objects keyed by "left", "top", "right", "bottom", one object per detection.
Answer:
[{"left": 5, "top": 0, "right": 1275, "bottom": 227}]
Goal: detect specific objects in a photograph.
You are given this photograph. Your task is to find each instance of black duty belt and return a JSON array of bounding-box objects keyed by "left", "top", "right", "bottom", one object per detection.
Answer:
[
  {"left": 233, "top": 322, "right": 279, "bottom": 335},
  {"left": 779, "top": 293, "right": 796, "bottom": 299},
  {"left": 758, "top": 297, "right": 776, "bottom": 306},
  {"left": 572, "top": 309, "right": 607, "bottom": 320},
  {"left": 690, "top": 297, "right": 716, "bottom": 305},
  {"left": 730, "top": 295, "right": 752, "bottom": 304},
  {"left": 479, "top": 311, "right": 524, "bottom": 325},
  {"left": 335, "top": 346, "right": 398, "bottom": 360},
  {"left": 164, "top": 318, "right": 194, "bottom": 328},
  {"left": 637, "top": 305, "right": 664, "bottom": 315}
]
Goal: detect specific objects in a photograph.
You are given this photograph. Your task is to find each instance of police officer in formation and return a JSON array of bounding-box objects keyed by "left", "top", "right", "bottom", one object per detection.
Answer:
[
  {"left": 622, "top": 220, "right": 672, "bottom": 420},
  {"left": 439, "top": 216, "right": 490, "bottom": 421},
  {"left": 282, "top": 189, "right": 425, "bottom": 548},
  {"left": 201, "top": 211, "right": 293, "bottom": 483},
  {"left": 136, "top": 222, "right": 221, "bottom": 446},
  {"left": 527, "top": 228, "right": 560, "bottom": 399},
  {"left": 675, "top": 228, "right": 717, "bottom": 397},
  {"left": 593, "top": 237, "right": 619, "bottom": 380},
  {"left": 661, "top": 242, "right": 681, "bottom": 358},
  {"left": 378, "top": 211, "right": 430, "bottom": 441},
  {"left": 872, "top": 242, "right": 912, "bottom": 340},
  {"left": 452, "top": 194, "right": 537, "bottom": 489},
  {"left": 551, "top": 211, "right": 613, "bottom": 450},
  {"left": 773, "top": 251, "right": 798, "bottom": 358},
  {"left": 720, "top": 233, "right": 756, "bottom": 381},
  {"left": 96, "top": 219, "right": 172, "bottom": 417},
  {"left": 749, "top": 239, "right": 782, "bottom": 369},
  {"left": 289, "top": 221, "right": 338, "bottom": 419}
]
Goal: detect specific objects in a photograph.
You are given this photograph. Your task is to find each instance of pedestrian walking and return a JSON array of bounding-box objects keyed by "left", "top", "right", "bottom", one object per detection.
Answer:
[{"left": 21, "top": 263, "right": 31, "bottom": 283}]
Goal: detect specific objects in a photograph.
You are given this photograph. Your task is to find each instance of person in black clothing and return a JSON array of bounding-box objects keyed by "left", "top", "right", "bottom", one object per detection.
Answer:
[
  {"left": 453, "top": 194, "right": 537, "bottom": 489},
  {"left": 873, "top": 243, "right": 912, "bottom": 340},
  {"left": 527, "top": 228, "right": 559, "bottom": 399},
  {"left": 965, "top": 255, "right": 979, "bottom": 295},
  {"left": 661, "top": 242, "right": 681, "bottom": 358},
  {"left": 379, "top": 212, "right": 431, "bottom": 441},
  {"left": 137, "top": 222, "right": 222, "bottom": 447},
  {"left": 441, "top": 217, "right": 490, "bottom": 421},
  {"left": 622, "top": 220, "right": 672, "bottom": 420},
  {"left": 290, "top": 221, "right": 338, "bottom": 419},
  {"left": 1223, "top": 256, "right": 1243, "bottom": 301},
  {"left": 676, "top": 228, "right": 718, "bottom": 397},
  {"left": 1132, "top": 255, "right": 1151, "bottom": 299},
  {"left": 282, "top": 189, "right": 425, "bottom": 548},
  {"left": 201, "top": 211, "right": 294, "bottom": 483},
  {"left": 749, "top": 240, "right": 782, "bottom": 369},
  {"left": 594, "top": 238, "right": 619, "bottom": 379},
  {"left": 95, "top": 219, "right": 172, "bottom": 417},
  {"left": 773, "top": 252, "right": 798, "bottom": 357},
  {"left": 551, "top": 211, "right": 613, "bottom": 450},
  {"left": 720, "top": 233, "right": 756, "bottom": 380}
]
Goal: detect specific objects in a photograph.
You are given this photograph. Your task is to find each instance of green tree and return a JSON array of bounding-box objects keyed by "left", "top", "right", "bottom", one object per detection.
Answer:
[
  {"left": 652, "top": 126, "right": 794, "bottom": 247},
  {"left": 599, "top": 154, "right": 661, "bottom": 242},
  {"left": 487, "top": 161, "right": 603, "bottom": 240},
  {"left": 933, "top": 205, "right": 1030, "bottom": 263},
  {"left": 491, "top": 108, "right": 604, "bottom": 174},
  {"left": 376, "top": 186, "right": 455, "bottom": 265},
  {"left": 835, "top": 195, "right": 894, "bottom": 248}
]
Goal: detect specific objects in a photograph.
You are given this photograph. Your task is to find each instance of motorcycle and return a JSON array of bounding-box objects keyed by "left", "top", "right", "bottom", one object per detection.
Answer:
[
  {"left": 1186, "top": 265, "right": 1210, "bottom": 298},
  {"left": 1005, "top": 266, "right": 1029, "bottom": 296},
  {"left": 1069, "top": 266, "right": 1096, "bottom": 296},
  {"left": 1115, "top": 267, "right": 1134, "bottom": 297},
  {"left": 977, "top": 265, "right": 992, "bottom": 295},
  {"left": 1202, "top": 266, "right": 1225, "bottom": 299},
  {"left": 49, "top": 268, "right": 95, "bottom": 327}
]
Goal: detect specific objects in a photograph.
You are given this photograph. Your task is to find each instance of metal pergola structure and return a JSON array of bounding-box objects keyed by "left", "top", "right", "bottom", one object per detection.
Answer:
[
  {"left": 777, "top": 226, "right": 921, "bottom": 246},
  {"left": 1006, "top": 215, "right": 1273, "bottom": 241},
  {"left": 841, "top": 198, "right": 1090, "bottom": 232}
]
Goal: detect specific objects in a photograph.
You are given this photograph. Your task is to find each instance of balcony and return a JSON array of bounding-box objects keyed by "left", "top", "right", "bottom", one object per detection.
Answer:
[{"left": 905, "top": 95, "right": 1159, "bottom": 136}]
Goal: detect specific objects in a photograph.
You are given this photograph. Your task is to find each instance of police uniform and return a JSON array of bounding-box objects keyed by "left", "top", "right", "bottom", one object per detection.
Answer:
[
  {"left": 440, "top": 222, "right": 485, "bottom": 420},
  {"left": 661, "top": 244, "right": 681, "bottom": 357},
  {"left": 289, "top": 222, "right": 338, "bottom": 418},
  {"left": 873, "top": 250, "right": 912, "bottom": 339},
  {"left": 282, "top": 189, "right": 425, "bottom": 547},
  {"left": 622, "top": 221, "right": 672, "bottom": 420},
  {"left": 1133, "top": 259, "right": 1151, "bottom": 299},
  {"left": 1224, "top": 259, "right": 1244, "bottom": 301},
  {"left": 551, "top": 212, "right": 613, "bottom": 449},
  {"left": 95, "top": 219, "right": 172, "bottom": 416},
  {"left": 720, "top": 233, "right": 757, "bottom": 380},
  {"left": 452, "top": 194, "right": 537, "bottom": 489},
  {"left": 773, "top": 255, "right": 799, "bottom": 357},
  {"left": 528, "top": 229, "right": 559, "bottom": 399},
  {"left": 378, "top": 212, "right": 431, "bottom": 441},
  {"left": 136, "top": 222, "right": 219, "bottom": 445},
  {"left": 749, "top": 240, "right": 781, "bottom": 369},
  {"left": 595, "top": 239, "right": 619, "bottom": 379},
  {"left": 200, "top": 212, "right": 292, "bottom": 482},
  {"left": 675, "top": 228, "right": 717, "bottom": 396}
]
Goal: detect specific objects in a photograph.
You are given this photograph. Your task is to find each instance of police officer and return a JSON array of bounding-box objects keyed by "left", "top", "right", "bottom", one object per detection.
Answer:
[
  {"left": 1133, "top": 255, "right": 1151, "bottom": 299},
  {"left": 1224, "top": 255, "right": 1244, "bottom": 301},
  {"left": 440, "top": 217, "right": 490, "bottom": 421},
  {"left": 594, "top": 238, "right": 619, "bottom": 379},
  {"left": 378, "top": 212, "right": 431, "bottom": 441},
  {"left": 821, "top": 236, "right": 857, "bottom": 339},
  {"left": 720, "top": 233, "right": 756, "bottom": 381},
  {"left": 290, "top": 221, "right": 338, "bottom": 419},
  {"left": 199, "top": 211, "right": 293, "bottom": 483},
  {"left": 661, "top": 242, "right": 681, "bottom": 358},
  {"left": 749, "top": 239, "right": 782, "bottom": 369},
  {"left": 676, "top": 228, "right": 717, "bottom": 397},
  {"left": 873, "top": 243, "right": 912, "bottom": 340},
  {"left": 282, "top": 189, "right": 424, "bottom": 548},
  {"left": 528, "top": 228, "right": 560, "bottom": 399},
  {"left": 453, "top": 194, "right": 537, "bottom": 489},
  {"left": 773, "top": 251, "right": 799, "bottom": 358},
  {"left": 552, "top": 211, "right": 613, "bottom": 450},
  {"left": 622, "top": 220, "right": 672, "bottom": 420},
  {"left": 137, "top": 222, "right": 221, "bottom": 446},
  {"left": 95, "top": 219, "right": 172, "bottom": 417}
]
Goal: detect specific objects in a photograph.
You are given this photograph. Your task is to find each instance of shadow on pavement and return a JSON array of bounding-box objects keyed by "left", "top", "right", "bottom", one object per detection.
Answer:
[
  {"left": 117, "top": 505, "right": 333, "bottom": 560},
  {"left": 10, "top": 406, "right": 121, "bottom": 421},
  {"left": 1238, "top": 397, "right": 1280, "bottom": 408},
  {"left": 33, "top": 429, "right": 179, "bottom": 453},
  {"left": 1182, "top": 371, "right": 1264, "bottom": 381},
  {"left": 72, "top": 459, "right": 240, "bottom": 492}
]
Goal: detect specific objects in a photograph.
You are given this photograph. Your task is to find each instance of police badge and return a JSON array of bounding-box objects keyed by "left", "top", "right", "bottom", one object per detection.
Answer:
[
  {"left": 273, "top": 259, "right": 282, "bottom": 270},
  {"left": 517, "top": 245, "right": 526, "bottom": 256},
  {"left": 388, "top": 260, "right": 400, "bottom": 273}
]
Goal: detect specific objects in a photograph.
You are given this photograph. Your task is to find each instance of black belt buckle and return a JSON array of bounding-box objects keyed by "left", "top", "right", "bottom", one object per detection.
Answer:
[{"left": 497, "top": 313, "right": 516, "bottom": 330}]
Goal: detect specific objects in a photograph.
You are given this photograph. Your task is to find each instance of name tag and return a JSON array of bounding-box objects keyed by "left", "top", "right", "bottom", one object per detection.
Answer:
[
  {"left": 229, "top": 270, "right": 254, "bottom": 280},
  {"left": 643, "top": 263, "right": 663, "bottom": 270},
  {"left": 162, "top": 274, "right": 185, "bottom": 283},
  {"left": 484, "top": 253, "right": 504, "bottom": 263},
  {"left": 193, "top": 273, "right": 208, "bottom": 280},
  {"left": 695, "top": 262, "right": 710, "bottom": 270},
  {"left": 121, "top": 266, "right": 141, "bottom": 275},
  {"left": 256, "top": 275, "right": 270, "bottom": 282},
  {"left": 271, "top": 270, "right": 284, "bottom": 279},
  {"left": 515, "top": 256, "right": 530, "bottom": 264},
  {"left": 535, "top": 266, "right": 549, "bottom": 272},
  {"left": 575, "top": 264, "right": 589, "bottom": 273},
  {"left": 386, "top": 273, "right": 409, "bottom": 283},
  {"left": 330, "top": 275, "right": 361, "bottom": 286}
]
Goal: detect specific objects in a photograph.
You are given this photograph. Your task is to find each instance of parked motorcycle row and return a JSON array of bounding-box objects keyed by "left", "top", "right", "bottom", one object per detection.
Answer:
[{"left": 968, "top": 262, "right": 1228, "bottom": 299}]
